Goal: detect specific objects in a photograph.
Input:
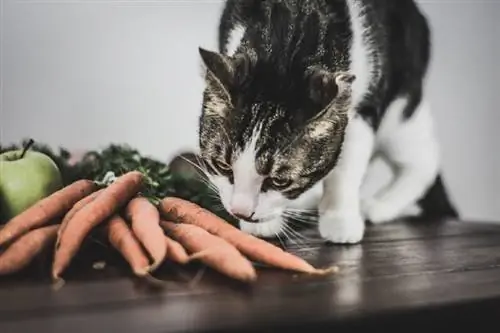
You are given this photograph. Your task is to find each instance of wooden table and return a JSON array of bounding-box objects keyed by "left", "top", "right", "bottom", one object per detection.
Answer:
[{"left": 2, "top": 218, "right": 500, "bottom": 333}]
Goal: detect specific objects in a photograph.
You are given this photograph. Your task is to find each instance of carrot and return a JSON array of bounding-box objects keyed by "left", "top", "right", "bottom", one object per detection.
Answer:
[
  {"left": 160, "top": 221, "right": 257, "bottom": 283},
  {"left": 159, "top": 197, "right": 336, "bottom": 275},
  {"left": 164, "top": 234, "right": 189, "bottom": 265},
  {"left": 56, "top": 188, "right": 105, "bottom": 247},
  {"left": 124, "top": 197, "right": 167, "bottom": 272},
  {"left": 0, "top": 179, "right": 98, "bottom": 248},
  {"left": 61, "top": 188, "right": 104, "bottom": 227},
  {"left": 106, "top": 214, "right": 150, "bottom": 276},
  {"left": 0, "top": 224, "right": 59, "bottom": 275},
  {"left": 52, "top": 171, "right": 144, "bottom": 280}
]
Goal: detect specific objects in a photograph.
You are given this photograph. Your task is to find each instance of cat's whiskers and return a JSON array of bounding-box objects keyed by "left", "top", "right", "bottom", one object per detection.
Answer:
[
  {"left": 283, "top": 210, "right": 315, "bottom": 218},
  {"left": 285, "top": 207, "right": 317, "bottom": 214},
  {"left": 283, "top": 225, "right": 305, "bottom": 247},
  {"left": 212, "top": 204, "right": 227, "bottom": 211},
  {"left": 194, "top": 154, "right": 215, "bottom": 178},
  {"left": 283, "top": 217, "right": 318, "bottom": 228},
  {"left": 280, "top": 224, "right": 318, "bottom": 252},
  {"left": 274, "top": 230, "right": 288, "bottom": 250},
  {"left": 195, "top": 174, "right": 219, "bottom": 193},
  {"left": 282, "top": 222, "right": 318, "bottom": 242},
  {"left": 179, "top": 155, "right": 212, "bottom": 181},
  {"left": 282, "top": 212, "right": 318, "bottom": 227},
  {"left": 289, "top": 219, "right": 319, "bottom": 227},
  {"left": 281, "top": 223, "right": 307, "bottom": 242},
  {"left": 210, "top": 199, "right": 224, "bottom": 208},
  {"left": 179, "top": 155, "right": 223, "bottom": 198},
  {"left": 195, "top": 150, "right": 226, "bottom": 179},
  {"left": 197, "top": 177, "right": 222, "bottom": 200},
  {"left": 280, "top": 222, "right": 306, "bottom": 246},
  {"left": 205, "top": 181, "right": 221, "bottom": 196},
  {"left": 280, "top": 225, "right": 316, "bottom": 252},
  {"left": 279, "top": 225, "right": 298, "bottom": 247}
]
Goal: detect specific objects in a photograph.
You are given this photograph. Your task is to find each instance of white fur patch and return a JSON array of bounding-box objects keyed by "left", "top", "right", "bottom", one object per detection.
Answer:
[
  {"left": 239, "top": 218, "right": 284, "bottom": 238},
  {"left": 226, "top": 23, "right": 246, "bottom": 56},
  {"left": 362, "top": 96, "right": 440, "bottom": 223},
  {"left": 209, "top": 123, "right": 290, "bottom": 226},
  {"left": 318, "top": 116, "right": 375, "bottom": 244},
  {"left": 345, "top": 0, "right": 374, "bottom": 111},
  {"left": 239, "top": 181, "right": 324, "bottom": 238},
  {"left": 309, "top": 120, "right": 333, "bottom": 139},
  {"left": 230, "top": 125, "right": 264, "bottom": 217}
]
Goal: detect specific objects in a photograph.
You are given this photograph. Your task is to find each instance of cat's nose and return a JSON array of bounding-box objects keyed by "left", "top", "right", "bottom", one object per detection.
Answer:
[{"left": 230, "top": 193, "right": 257, "bottom": 222}]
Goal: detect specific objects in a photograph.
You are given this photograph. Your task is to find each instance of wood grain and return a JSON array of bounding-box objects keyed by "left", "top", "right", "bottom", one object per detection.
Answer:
[{"left": 1, "top": 219, "right": 500, "bottom": 332}]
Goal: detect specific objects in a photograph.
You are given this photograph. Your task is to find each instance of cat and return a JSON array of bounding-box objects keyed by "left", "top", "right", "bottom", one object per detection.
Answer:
[{"left": 196, "top": 0, "right": 459, "bottom": 244}]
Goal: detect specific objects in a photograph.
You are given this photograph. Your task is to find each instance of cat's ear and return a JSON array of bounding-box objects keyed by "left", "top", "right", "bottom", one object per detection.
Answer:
[
  {"left": 199, "top": 47, "right": 234, "bottom": 88},
  {"left": 304, "top": 70, "right": 356, "bottom": 140},
  {"left": 199, "top": 47, "right": 253, "bottom": 89},
  {"left": 199, "top": 47, "right": 255, "bottom": 118},
  {"left": 307, "top": 67, "right": 356, "bottom": 108}
]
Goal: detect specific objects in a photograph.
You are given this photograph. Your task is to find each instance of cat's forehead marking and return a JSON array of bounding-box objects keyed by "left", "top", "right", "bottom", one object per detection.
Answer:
[
  {"left": 232, "top": 122, "right": 265, "bottom": 198},
  {"left": 226, "top": 24, "right": 246, "bottom": 56}
]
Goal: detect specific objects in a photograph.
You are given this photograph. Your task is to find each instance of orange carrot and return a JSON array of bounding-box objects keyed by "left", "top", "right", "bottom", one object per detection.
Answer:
[
  {"left": 0, "top": 180, "right": 98, "bottom": 248},
  {"left": 159, "top": 197, "right": 335, "bottom": 275},
  {"left": 57, "top": 188, "right": 105, "bottom": 246},
  {"left": 0, "top": 224, "right": 59, "bottom": 275},
  {"left": 164, "top": 234, "right": 189, "bottom": 265},
  {"left": 52, "top": 171, "right": 144, "bottom": 280},
  {"left": 124, "top": 197, "right": 167, "bottom": 272},
  {"left": 107, "top": 214, "right": 150, "bottom": 276},
  {"left": 160, "top": 221, "right": 257, "bottom": 283},
  {"left": 61, "top": 188, "right": 104, "bottom": 227}
]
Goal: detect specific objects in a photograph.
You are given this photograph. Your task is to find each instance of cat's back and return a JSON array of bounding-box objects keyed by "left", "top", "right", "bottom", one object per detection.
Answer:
[
  {"left": 218, "top": 0, "right": 430, "bottom": 119},
  {"left": 218, "top": 0, "right": 352, "bottom": 71}
]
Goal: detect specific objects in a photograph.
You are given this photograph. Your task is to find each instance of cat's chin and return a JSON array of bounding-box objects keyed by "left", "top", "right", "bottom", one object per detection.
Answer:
[{"left": 239, "top": 217, "right": 284, "bottom": 238}]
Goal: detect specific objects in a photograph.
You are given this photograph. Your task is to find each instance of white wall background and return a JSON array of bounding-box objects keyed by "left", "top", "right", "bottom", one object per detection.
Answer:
[{"left": 1, "top": 0, "right": 499, "bottom": 222}]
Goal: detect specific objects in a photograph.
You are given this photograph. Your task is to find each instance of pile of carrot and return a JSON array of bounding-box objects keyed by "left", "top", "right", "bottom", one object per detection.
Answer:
[{"left": 0, "top": 171, "right": 337, "bottom": 284}]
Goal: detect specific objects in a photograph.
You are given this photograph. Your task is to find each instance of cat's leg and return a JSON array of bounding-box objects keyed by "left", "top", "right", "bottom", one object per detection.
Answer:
[
  {"left": 362, "top": 97, "right": 440, "bottom": 224},
  {"left": 318, "top": 116, "right": 375, "bottom": 244}
]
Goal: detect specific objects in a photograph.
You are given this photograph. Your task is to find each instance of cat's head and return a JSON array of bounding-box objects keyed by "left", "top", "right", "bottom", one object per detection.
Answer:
[{"left": 197, "top": 47, "right": 355, "bottom": 225}]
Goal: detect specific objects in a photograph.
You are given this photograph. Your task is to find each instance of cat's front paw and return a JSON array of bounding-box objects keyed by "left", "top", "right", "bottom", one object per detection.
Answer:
[
  {"left": 318, "top": 209, "right": 365, "bottom": 244},
  {"left": 361, "top": 198, "right": 399, "bottom": 224}
]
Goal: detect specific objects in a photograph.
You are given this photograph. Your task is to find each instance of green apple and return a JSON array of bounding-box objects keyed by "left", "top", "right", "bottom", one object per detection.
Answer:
[{"left": 0, "top": 139, "right": 63, "bottom": 223}]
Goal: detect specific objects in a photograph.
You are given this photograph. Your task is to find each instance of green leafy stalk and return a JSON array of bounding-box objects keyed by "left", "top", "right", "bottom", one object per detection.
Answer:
[{"left": 0, "top": 140, "right": 238, "bottom": 226}]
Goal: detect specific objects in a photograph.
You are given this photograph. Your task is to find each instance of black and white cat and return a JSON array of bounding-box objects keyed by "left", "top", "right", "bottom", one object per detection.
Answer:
[{"left": 196, "top": 0, "right": 458, "bottom": 244}]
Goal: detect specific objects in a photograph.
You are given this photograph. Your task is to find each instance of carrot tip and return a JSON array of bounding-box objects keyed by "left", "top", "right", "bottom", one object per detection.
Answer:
[
  {"left": 187, "top": 250, "right": 211, "bottom": 262},
  {"left": 134, "top": 266, "right": 152, "bottom": 277},
  {"left": 51, "top": 277, "right": 66, "bottom": 291},
  {"left": 139, "top": 272, "right": 173, "bottom": 289},
  {"left": 310, "top": 265, "right": 339, "bottom": 276},
  {"left": 147, "top": 261, "right": 163, "bottom": 273}
]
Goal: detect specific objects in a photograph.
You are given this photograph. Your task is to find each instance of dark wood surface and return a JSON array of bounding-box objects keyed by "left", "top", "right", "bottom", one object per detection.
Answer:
[{"left": 2, "top": 218, "right": 500, "bottom": 333}]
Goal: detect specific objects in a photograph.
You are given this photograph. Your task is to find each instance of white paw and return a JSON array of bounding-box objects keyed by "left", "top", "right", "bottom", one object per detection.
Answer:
[
  {"left": 239, "top": 218, "right": 284, "bottom": 238},
  {"left": 361, "top": 198, "right": 399, "bottom": 224},
  {"left": 318, "top": 209, "right": 365, "bottom": 244}
]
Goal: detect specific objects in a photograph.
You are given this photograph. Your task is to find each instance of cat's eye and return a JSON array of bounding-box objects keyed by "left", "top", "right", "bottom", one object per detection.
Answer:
[
  {"left": 271, "top": 177, "right": 292, "bottom": 189},
  {"left": 213, "top": 159, "right": 232, "bottom": 173}
]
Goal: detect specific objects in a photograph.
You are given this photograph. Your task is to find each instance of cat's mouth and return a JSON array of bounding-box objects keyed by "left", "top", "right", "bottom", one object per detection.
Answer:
[{"left": 233, "top": 213, "right": 260, "bottom": 223}]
